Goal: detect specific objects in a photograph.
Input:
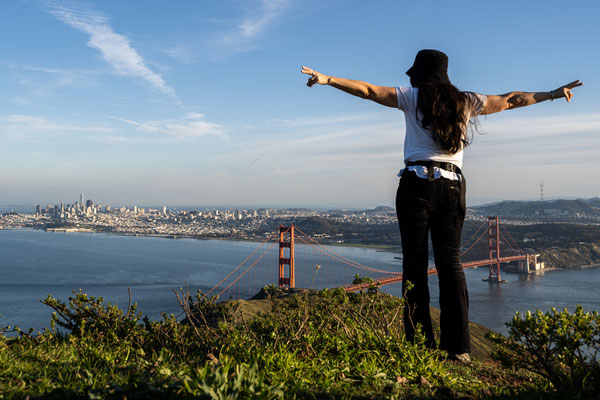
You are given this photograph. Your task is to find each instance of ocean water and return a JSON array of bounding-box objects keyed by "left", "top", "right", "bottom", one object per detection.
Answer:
[{"left": 1, "top": 229, "right": 598, "bottom": 335}]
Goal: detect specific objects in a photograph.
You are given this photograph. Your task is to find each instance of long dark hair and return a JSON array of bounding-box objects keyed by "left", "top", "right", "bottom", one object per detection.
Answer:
[{"left": 413, "top": 81, "right": 472, "bottom": 154}]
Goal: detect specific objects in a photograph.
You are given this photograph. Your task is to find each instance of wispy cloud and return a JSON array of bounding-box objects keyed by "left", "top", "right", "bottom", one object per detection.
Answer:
[
  {"left": 0, "top": 114, "right": 113, "bottom": 139},
  {"left": 464, "top": 113, "right": 600, "bottom": 159},
  {"left": 160, "top": 1, "right": 289, "bottom": 63},
  {"left": 2, "top": 61, "right": 101, "bottom": 104},
  {"left": 0, "top": 113, "right": 227, "bottom": 144},
  {"left": 15, "top": 151, "right": 50, "bottom": 159},
  {"left": 239, "top": 0, "right": 287, "bottom": 38},
  {"left": 44, "top": 1, "right": 176, "bottom": 96},
  {"left": 481, "top": 112, "right": 600, "bottom": 141},
  {"left": 249, "top": 151, "right": 267, "bottom": 166},
  {"left": 253, "top": 112, "right": 402, "bottom": 152},
  {"left": 210, "top": 0, "right": 288, "bottom": 56},
  {"left": 107, "top": 116, "right": 162, "bottom": 132},
  {"left": 163, "top": 45, "right": 196, "bottom": 64},
  {"left": 109, "top": 113, "right": 228, "bottom": 142},
  {"left": 225, "top": 112, "right": 403, "bottom": 178},
  {"left": 234, "top": 110, "right": 600, "bottom": 183},
  {"left": 265, "top": 113, "right": 377, "bottom": 128},
  {"left": 9, "top": 64, "right": 70, "bottom": 75}
]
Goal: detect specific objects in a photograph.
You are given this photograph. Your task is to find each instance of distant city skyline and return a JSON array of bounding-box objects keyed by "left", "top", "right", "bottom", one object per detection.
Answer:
[
  {"left": 1, "top": 1, "right": 598, "bottom": 208},
  {"left": 3, "top": 193, "right": 600, "bottom": 213}
]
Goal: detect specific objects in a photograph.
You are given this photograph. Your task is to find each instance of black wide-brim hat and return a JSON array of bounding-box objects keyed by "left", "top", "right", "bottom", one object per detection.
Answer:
[{"left": 406, "top": 49, "right": 451, "bottom": 85}]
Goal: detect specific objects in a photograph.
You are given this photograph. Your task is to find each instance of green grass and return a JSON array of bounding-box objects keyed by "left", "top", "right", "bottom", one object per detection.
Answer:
[{"left": 0, "top": 287, "right": 592, "bottom": 399}]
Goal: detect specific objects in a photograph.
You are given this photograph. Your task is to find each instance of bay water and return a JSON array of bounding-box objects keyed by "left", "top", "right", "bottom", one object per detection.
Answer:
[{"left": 1, "top": 229, "right": 598, "bottom": 335}]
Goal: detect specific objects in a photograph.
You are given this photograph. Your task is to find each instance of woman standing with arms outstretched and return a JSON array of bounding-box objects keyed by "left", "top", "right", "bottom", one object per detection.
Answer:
[{"left": 301, "top": 49, "right": 582, "bottom": 362}]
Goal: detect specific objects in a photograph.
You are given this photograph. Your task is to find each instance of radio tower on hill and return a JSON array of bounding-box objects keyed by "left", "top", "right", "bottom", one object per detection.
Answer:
[{"left": 540, "top": 181, "right": 544, "bottom": 201}]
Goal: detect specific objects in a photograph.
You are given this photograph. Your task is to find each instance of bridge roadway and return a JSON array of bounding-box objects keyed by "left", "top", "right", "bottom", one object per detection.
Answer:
[{"left": 342, "top": 254, "right": 530, "bottom": 292}]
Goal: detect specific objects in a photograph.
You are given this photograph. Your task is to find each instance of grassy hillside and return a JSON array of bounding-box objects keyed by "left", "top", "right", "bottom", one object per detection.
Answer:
[
  {"left": 4, "top": 286, "right": 591, "bottom": 399},
  {"left": 540, "top": 243, "right": 600, "bottom": 268},
  {"left": 212, "top": 288, "right": 495, "bottom": 362}
]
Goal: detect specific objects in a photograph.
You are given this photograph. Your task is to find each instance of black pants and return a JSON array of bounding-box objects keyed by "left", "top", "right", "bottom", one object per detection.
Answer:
[{"left": 396, "top": 169, "right": 470, "bottom": 354}]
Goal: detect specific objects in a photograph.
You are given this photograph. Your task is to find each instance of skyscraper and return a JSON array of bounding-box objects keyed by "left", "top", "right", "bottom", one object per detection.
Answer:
[{"left": 80, "top": 193, "right": 84, "bottom": 209}]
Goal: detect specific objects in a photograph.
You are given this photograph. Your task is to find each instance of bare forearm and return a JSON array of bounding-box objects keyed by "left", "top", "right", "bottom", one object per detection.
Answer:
[
  {"left": 483, "top": 91, "right": 551, "bottom": 114},
  {"left": 504, "top": 91, "right": 553, "bottom": 110},
  {"left": 301, "top": 66, "right": 398, "bottom": 107},
  {"left": 483, "top": 80, "right": 582, "bottom": 115},
  {"left": 327, "top": 76, "right": 376, "bottom": 99},
  {"left": 326, "top": 76, "right": 397, "bottom": 107}
]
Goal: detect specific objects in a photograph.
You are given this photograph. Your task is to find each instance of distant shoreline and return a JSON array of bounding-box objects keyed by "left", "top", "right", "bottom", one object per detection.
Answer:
[
  {"left": 3, "top": 226, "right": 599, "bottom": 269},
  {"left": 0, "top": 225, "right": 400, "bottom": 252}
]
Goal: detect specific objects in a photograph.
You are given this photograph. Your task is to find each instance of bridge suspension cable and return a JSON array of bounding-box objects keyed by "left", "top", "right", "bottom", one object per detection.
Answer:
[
  {"left": 207, "top": 230, "right": 277, "bottom": 296},
  {"left": 207, "top": 217, "right": 534, "bottom": 299},
  {"left": 499, "top": 224, "right": 524, "bottom": 253},
  {"left": 215, "top": 239, "right": 280, "bottom": 298},
  {"left": 293, "top": 226, "right": 397, "bottom": 275},
  {"left": 460, "top": 220, "right": 488, "bottom": 252},
  {"left": 499, "top": 230, "right": 519, "bottom": 254},
  {"left": 460, "top": 224, "right": 489, "bottom": 257}
]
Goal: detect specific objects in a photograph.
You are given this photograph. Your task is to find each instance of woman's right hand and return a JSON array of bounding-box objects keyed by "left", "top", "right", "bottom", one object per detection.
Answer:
[
  {"left": 301, "top": 66, "right": 330, "bottom": 87},
  {"left": 554, "top": 80, "right": 583, "bottom": 102}
]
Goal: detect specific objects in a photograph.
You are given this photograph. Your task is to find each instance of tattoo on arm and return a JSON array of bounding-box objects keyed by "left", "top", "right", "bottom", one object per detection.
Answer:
[{"left": 506, "top": 93, "right": 527, "bottom": 109}]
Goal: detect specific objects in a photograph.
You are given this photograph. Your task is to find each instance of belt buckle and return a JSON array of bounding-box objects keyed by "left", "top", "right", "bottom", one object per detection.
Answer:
[{"left": 427, "top": 162, "right": 435, "bottom": 181}]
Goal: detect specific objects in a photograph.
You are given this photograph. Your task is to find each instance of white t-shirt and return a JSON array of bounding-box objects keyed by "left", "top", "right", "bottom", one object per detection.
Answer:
[{"left": 396, "top": 86, "right": 486, "bottom": 179}]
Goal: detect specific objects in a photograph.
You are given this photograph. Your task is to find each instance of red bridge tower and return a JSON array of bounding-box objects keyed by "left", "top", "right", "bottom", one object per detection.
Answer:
[
  {"left": 484, "top": 216, "right": 506, "bottom": 282},
  {"left": 278, "top": 225, "right": 295, "bottom": 287}
]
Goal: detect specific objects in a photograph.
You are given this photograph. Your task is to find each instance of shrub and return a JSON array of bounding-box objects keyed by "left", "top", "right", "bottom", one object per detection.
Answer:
[
  {"left": 352, "top": 274, "right": 374, "bottom": 285},
  {"left": 42, "top": 289, "right": 143, "bottom": 340},
  {"left": 352, "top": 274, "right": 380, "bottom": 294},
  {"left": 40, "top": 289, "right": 197, "bottom": 359},
  {"left": 488, "top": 305, "right": 600, "bottom": 398}
]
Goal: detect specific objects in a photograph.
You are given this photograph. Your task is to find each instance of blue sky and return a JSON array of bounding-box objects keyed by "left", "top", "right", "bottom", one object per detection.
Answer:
[{"left": 0, "top": 0, "right": 598, "bottom": 208}]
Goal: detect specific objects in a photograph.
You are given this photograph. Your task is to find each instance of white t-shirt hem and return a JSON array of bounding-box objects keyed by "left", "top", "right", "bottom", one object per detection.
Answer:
[{"left": 398, "top": 165, "right": 461, "bottom": 181}]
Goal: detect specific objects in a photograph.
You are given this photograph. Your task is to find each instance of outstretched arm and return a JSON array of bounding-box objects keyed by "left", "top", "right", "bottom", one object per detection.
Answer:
[
  {"left": 301, "top": 66, "right": 398, "bottom": 108},
  {"left": 482, "top": 80, "right": 583, "bottom": 115}
]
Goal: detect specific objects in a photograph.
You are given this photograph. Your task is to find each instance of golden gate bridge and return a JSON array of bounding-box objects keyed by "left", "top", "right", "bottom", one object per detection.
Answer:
[{"left": 208, "top": 217, "right": 541, "bottom": 299}]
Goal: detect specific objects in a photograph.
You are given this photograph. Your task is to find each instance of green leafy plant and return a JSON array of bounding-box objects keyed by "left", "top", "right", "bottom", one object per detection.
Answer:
[
  {"left": 41, "top": 289, "right": 142, "bottom": 341},
  {"left": 352, "top": 273, "right": 380, "bottom": 294},
  {"left": 488, "top": 305, "right": 600, "bottom": 397},
  {"left": 262, "top": 284, "right": 278, "bottom": 296},
  {"left": 180, "top": 358, "right": 286, "bottom": 399},
  {"left": 352, "top": 274, "right": 374, "bottom": 285}
]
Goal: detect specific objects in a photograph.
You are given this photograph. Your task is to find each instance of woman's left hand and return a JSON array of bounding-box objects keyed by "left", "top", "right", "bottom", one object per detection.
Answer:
[
  {"left": 301, "top": 66, "right": 330, "bottom": 87},
  {"left": 554, "top": 80, "right": 583, "bottom": 102}
]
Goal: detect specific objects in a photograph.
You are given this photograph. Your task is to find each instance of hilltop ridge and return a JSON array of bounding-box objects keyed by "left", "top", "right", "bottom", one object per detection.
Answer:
[{"left": 470, "top": 197, "right": 600, "bottom": 223}]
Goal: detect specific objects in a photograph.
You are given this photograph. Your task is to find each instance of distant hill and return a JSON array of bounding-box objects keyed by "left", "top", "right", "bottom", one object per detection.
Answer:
[
  {"left": 372, "top": 205, "right": 395, "bottom": 212},
  {"left": 471, "top": 198, "right": 600, "bottom": 219},
  {"left": 297, "top": 216, "right": 336, "bottom": 235},
  {"left": 325, "top": 206, "right": 395, "bottom": 215}
]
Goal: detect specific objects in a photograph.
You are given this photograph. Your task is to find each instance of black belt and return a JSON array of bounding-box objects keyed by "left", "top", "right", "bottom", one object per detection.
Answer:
[{"left": 405, "top": 160, "right": 462, "bottom": 181}]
